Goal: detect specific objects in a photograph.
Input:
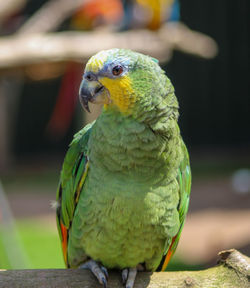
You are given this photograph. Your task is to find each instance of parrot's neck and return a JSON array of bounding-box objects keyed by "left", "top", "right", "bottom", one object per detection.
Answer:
[{"left": 89, "top": 109, "right": 181, "bottom": 183}]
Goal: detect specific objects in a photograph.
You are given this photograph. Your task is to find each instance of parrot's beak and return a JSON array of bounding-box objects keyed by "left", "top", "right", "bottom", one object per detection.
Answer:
[{"left": 79, "top": 79, "right": 110, "bottom": 113}]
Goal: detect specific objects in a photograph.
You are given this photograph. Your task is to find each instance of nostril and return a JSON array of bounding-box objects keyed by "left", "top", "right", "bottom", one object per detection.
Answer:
[
  {"left": 85, "top": 72, "right": 96, "bottom": 81},
  {"left": 95, "top": 86, "right": 104, "bottom": 94}
]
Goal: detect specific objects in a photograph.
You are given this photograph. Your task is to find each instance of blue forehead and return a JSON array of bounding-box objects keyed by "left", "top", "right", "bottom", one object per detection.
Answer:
[
  {"left": 102, "top": 57, "right": 130, "bottom": 72},
  {"left": 89, "top": 57, "right": 130, "bottom": 78},
  {"left": 84, "top": 49, "right": 136, "bottom": 78}
]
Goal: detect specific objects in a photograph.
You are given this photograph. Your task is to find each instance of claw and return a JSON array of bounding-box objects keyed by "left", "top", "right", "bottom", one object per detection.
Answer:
[
  {"left": 101, "top": 276, "right": 107, "bottom": 288},
  {"left": 122, "top": 268, "right": 128, "bottom": 285},
  {"left": 121, "top": 268, "right": 137, "bottom": 288},
  {"left": 79, "top": 260, "right": 108, "bottom": 287},
  {"left": 101, "top": 266, "right": 109, "bottom": 279}
]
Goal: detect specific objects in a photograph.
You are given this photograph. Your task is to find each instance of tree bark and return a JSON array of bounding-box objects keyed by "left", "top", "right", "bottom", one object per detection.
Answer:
[{"left": 0, "top": 249, "right": 249, "bottom": 288}]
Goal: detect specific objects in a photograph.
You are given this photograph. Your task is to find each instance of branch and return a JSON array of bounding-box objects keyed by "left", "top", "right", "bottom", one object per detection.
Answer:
[
  {"left": 0, "top": 23, "right": 218, "bottom": 73},
  {"left": 17, "top": 0, "right": 88, "bottom": 35},
  {"left": 160, "top": 23, "right": 218, "bottom": 59},
  {"left": 0, "top": 29, "right": 171, "bottom": 69},
  {"left": 0, "top": 250, "right": 249, "bottom": 287}
]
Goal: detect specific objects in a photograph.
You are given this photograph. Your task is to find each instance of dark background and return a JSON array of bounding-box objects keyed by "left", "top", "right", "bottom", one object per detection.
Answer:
[{"left": 168, "top": 0, "right": 250, "bottom": 148}]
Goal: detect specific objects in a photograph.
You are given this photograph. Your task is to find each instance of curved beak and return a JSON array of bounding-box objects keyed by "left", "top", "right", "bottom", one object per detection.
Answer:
[{"left": 79, "top": 79, "right": 110, "bottom": 113}]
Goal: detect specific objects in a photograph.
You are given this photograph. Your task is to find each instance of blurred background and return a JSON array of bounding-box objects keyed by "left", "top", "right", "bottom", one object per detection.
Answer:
[{"left": 0, "top": 0, "right": 249, "bottom": 270}]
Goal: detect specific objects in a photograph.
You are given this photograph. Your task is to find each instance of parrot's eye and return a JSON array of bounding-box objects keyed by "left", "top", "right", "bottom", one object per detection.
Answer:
[{"left": 112, "top": 65, "right": 123, "bottom": 76}]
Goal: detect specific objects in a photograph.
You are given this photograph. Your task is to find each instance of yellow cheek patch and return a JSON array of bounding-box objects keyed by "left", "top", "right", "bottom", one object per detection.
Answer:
[
  {"left": 99, "top": 75, "right": 136, "bottom": 114},
  {"left": 85, "top": 51, "right": 109, "bottom": 73}
]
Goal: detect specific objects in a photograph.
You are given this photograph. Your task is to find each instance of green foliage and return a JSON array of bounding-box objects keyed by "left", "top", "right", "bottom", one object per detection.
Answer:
[
  {"left": 0, "top": 236, "right": 12, "bottom": 269},
  {"left": 0, "top": 219, "right": 65, "bottom": 269}
]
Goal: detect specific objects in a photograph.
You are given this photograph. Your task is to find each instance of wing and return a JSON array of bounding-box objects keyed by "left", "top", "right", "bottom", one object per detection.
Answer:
[
  {"left": 157, "top": 140, "right": 191, "bottom": 271},
  {"left": 56, "top": 122, "right": 94, "bottom": 266}
]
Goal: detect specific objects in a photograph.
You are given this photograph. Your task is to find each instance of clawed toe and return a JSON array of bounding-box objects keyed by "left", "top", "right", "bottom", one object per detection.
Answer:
[
  {"left": 79, "top": 260, "right": 108, "bottom": 288},
  {"left": 122, "top": 268, "right": 129, "bottom": 285},
  {"left": 101, "top": 266, "right": 109, "bottom": 279},
  {"left": 79, "top": 260, "right": 138, "bottom": 288},
  {"left": 121, "top": 267, "right": 137, "bottom": 288}
]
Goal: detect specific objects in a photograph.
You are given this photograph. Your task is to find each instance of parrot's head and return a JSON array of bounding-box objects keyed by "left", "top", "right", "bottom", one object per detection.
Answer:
[{"left": 79, "top": 48, "right": 178, "bottom": 121}]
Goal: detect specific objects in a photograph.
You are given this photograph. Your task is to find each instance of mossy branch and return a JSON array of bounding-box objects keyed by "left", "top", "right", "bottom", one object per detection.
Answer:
[{"left": 0, "top": 249, "right": 249, "bottom": 287}]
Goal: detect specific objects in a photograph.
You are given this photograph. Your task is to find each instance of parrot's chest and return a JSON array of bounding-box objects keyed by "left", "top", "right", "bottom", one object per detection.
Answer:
[
  {"left": 70, "top": 115, "right": 181, "bottom": 269},
  {"left": 73, "top": 169, "right": 179, "bottom": 270}
]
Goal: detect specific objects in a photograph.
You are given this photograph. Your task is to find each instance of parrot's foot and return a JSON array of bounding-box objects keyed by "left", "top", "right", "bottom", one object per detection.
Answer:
[
  {"left": 79, "top": 260, "right": 108, "bottom": 288},
  {"left": 121, "top": 267, "right": 137, "bottom": 288}
]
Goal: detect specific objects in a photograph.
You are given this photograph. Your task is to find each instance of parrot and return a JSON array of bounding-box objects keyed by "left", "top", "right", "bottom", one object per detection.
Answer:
[
  {"left": 56, "top": 48, "right": 191, "bottom": 288},
  {"left": 121, "top": 0, "right": 180, "bottom": 31}
]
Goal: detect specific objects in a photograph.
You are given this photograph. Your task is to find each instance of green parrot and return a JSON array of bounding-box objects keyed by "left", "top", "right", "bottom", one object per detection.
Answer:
[{"left": 56, "top": 48, "right": 191, "bottom": 288}]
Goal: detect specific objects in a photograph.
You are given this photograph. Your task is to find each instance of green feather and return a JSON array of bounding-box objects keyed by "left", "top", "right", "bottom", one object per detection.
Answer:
[
  {"left": 56, "top": 122, "right": 94, "bottom": 230},
  {"left": 170, "top": 142, "right": 191, "bottom": 254}
]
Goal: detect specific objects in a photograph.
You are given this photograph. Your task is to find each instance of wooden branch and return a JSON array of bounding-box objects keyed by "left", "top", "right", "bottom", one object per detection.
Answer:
[
  {"left": 0, "top": 30, "right": 171, "bottom": 69},
  {"left": 17, "top": 0, "right": 89, "bottom": 35},
  {"left": 0, "top": 23, "right": 218, "bottom": 73},
  {"left": 0, "top": 250, "right": 249, "bottom": 287},
  {"left": 160, "top": 23, "right": 218, "bottom": 59}
]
